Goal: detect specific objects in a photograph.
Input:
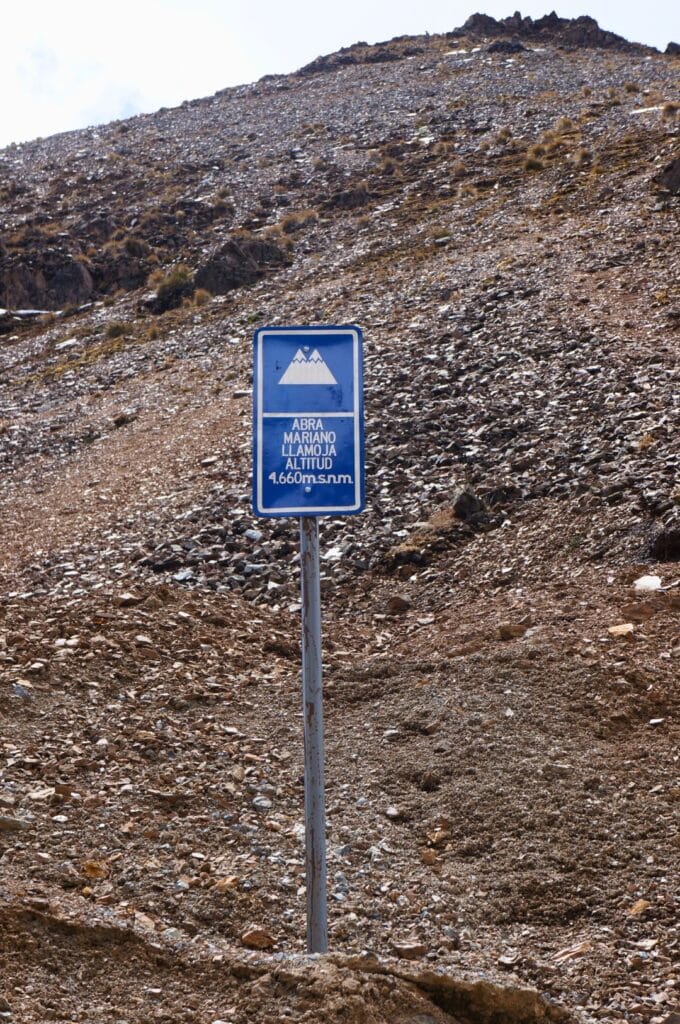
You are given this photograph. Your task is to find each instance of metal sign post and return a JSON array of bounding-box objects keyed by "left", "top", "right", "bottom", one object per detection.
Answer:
[
  {"left": 253, "top": 325, "right": 364, "bottom": 954},
  {"left": 299, "top": 514, "right": 328, "bottom": 953}
]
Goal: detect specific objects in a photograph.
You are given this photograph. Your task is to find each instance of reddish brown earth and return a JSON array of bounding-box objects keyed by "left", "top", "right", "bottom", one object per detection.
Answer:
[{"left": 0, "top": 14, "right": 679, "bottom": 1024}]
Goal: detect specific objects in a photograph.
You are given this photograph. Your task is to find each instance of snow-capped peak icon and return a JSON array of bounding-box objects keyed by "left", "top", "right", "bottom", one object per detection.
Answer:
[{"left": 279, "top": 348, "right": 337, "bottom": 385}]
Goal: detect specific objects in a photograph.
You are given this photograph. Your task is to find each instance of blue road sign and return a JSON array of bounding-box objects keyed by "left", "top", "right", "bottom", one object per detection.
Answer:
[{"left": 253, "top": 326, "right": 364, "bottom": 517}]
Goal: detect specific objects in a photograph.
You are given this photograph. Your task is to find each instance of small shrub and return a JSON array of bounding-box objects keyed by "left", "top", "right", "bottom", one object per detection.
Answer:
[
  {"left": 105, "top": 321, "right": 128, "bottom": 339},
  {"left": 662, "top": 101, "right": 680, "bottom": 119},
  {"left": 212, "top": 198, "right": 232, "bottom": 217},
  {"left": 193, "top": 288, "right": 212, "bottom": 307},
  {"left": 149, "top": 264, "right": 194, "bottom": 312},
  {"left": 123, "top": 235, "right": 150, "bottom": 258},
  {"left": 624, "top": 81, "right": 640, "bottom": 93},
  {"left": 524, "top": 156, "right": 544, "bottom": 172},
  {"left": 527, "top": 143, "right": 546, "bottom": 159},
  {"left": 377, "top": 156, "right": 400, "bottom": 175},
  {"left": 571, "top": 146, "right": 592, "bottom": 168},
  {"left": 280, "top": 208, "right": 318, "bottom": 234}
]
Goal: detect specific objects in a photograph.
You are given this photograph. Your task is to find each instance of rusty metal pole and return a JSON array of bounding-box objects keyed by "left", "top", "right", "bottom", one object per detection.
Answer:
[{"left": 299, "top": 515, "right": 328, "bottom": 953}]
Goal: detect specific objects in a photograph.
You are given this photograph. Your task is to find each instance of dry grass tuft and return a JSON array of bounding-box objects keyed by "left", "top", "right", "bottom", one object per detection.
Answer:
[{"left": 524, "top": 156, "right": 544, "bottom": 172}]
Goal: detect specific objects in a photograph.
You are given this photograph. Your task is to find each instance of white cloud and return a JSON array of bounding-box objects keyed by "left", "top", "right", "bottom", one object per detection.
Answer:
[{"left": 0, "top": 0, "right": 260, "bottom": 145}]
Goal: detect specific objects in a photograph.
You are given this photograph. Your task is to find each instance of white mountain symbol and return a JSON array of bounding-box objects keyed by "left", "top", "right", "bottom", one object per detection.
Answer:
[{"left": 278, "top": 348, "right": 337, "bottom": 385}]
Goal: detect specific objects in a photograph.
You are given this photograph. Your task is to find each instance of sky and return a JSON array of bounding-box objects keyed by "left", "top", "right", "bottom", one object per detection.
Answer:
[{"left": 1, "top": 0, "right": 678, "bottom": 148}]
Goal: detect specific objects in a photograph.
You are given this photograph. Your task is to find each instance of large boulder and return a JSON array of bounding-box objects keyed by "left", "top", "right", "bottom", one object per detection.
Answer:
[
  {"left": 194, "top": 236, "right": 290, "bottom": 295},
  {"left": 453, "top": 11, "right": 650, "bottom": 53},
  {"left": 460, "top": 13, "right": 505, "bottom": 36},
  {"left": 653, "top": 157, "right": 680, "bottom": 194},
  {"left": 0, "top": 248, "right": 93, "bottom": 310},
  {"left": 488, "top": 39, "right": 526, "bottom": 54},
  {"left": 91, "top": 248, "right": 150, "bottom": 295}
]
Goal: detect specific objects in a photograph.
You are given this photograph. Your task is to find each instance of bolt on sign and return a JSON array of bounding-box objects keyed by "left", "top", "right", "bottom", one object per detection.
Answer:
[{"left": 253, "top": 326, "right": 365, "bottom": 956}]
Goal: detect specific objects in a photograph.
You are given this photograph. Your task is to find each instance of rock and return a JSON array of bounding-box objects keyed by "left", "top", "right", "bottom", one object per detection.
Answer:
[
  {"left": 620, "top": 601, "right": 658, "bottom": 622},
  {"left": 241, "top": 926, "right": 275, "bottom": 950},
  {"left": 497, "top": 622, "right": 528, "bottom": 641},
  {"left": 383, "top": 729, "right": 401, "bottom": 741},
  {"left": 458, "top": 11, "right": 646, "bottom": 52},
  {"left": 653, "top": 157, "right": 680, "bottom": 195},
  {"left": 0, "top": 815, "right": 29, "bottom": 832},
  {"left": 386, "top": 595, "right": 411, "bottom": 615},
  {"left": 488, "top": 39, "right": 525, "bottom": 54},
  {"left": 498, "top": 952, "right": 520, "bottom": 967},
  {"left": 452, "top": 488, "right": 487, "bottom": 523},
  {"left": 552, "top": 940, "right": 593, "bottom": 962},
  {"left": 112, "top": 409, "right": 138, "bottom": 429},
  {"left": 323, "top": 186, "right": 372, "bottom": 211},
  {"left": 460, "top": 13, "right": 505, "bottom": 36},
  {"left": 297, "top": 48, "right": 360, "bottom": 76},
  {"left": 634, "top": 574, "right": 663, "bottom": 592},
  {"left": 194, "top": 236, "right": 290, "bottom": 296},
  {"left": 385, "top": 805, "right": 401, "bottom": 820},
  {"left": 212, "top": 876, "right": 239, "bottom": 893},
  {"left": 115, "top": 591, "right": 144, "bottom": 607},
  {"left": 666, "top": 42, "right": 680, "bottom": 56},
  {"left": 541, "top": 762, "right": 573, "bottom": 780},
  {"left": 649, "top": 525, "right": 680, "bottom": 561},
  {"left": 252, "top": 795, "right": 272, "bottom": 811},
  {"left": 391, "top": 939, "right": 427, "bottom": 959},
  {"left": 0, "top": 247, "right": 93, "bottom": 310},
  {"left": 608, "top": 623, "right": 635, "bottom": 639},
  {"left": 629, "top": 898, "right": 652, "bottom": 916}
]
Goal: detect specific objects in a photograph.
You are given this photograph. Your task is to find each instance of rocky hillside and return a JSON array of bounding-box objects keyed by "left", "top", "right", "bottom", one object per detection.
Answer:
[{"left": 0, "top": 14, "right": 679, "bottom": 1024}]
